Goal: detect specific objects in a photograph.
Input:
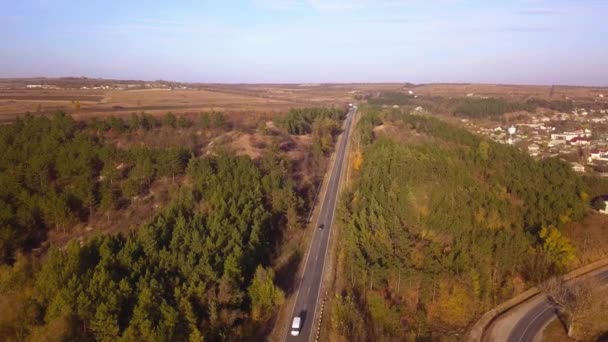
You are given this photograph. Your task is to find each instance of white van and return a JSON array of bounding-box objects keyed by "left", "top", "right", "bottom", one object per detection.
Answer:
[{"left": 291, "top": 316, "right": 301, "bottom": 336}]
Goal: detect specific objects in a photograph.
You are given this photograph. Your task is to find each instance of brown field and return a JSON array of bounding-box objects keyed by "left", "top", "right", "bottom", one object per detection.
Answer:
[
  {"left": 405, "top": 83, "right": 608, "bottom": 101},
  {"left": 0, "top": 83, "right": 358, "bottom": 122},
  {"left": 565, "top": 212, "right": 608, "bottom": 266},
  {"left": 2, "top": 80, "right": 606, "bottom": 124}
]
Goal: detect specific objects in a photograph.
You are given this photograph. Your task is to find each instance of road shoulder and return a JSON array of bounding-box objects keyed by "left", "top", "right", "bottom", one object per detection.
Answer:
[{"left": 268, "top": 111, "right": 353, "bottom": 342}]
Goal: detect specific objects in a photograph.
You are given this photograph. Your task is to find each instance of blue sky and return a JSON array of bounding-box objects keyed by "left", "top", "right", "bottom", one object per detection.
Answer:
[{"left": 0, "top": 0, "right": 607, "bottom": 85}]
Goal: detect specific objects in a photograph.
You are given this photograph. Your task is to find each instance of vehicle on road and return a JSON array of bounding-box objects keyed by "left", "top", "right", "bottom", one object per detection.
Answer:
[
  {"left": 285, "top": 108, "right": 355, "bottom": 341},
  {"left": 291, "top": 317, "right": 301, "bottom": 336}
]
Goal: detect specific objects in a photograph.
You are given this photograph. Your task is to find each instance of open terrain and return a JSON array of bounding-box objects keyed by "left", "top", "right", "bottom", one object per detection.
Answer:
[
  {"left": 2, "top": 78, "right": 607, "bottom": 124},
  {"left": 0, "top": 80, "right": 350, "bottom": 341},
  {"left": 1, "top": 79, "right": 608, "bottom": 341}
]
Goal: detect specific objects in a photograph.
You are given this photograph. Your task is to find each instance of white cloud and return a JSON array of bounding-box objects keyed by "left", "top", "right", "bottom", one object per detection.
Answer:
[
  {"left": 255, "top": 0, "right": 395, "bottom": 12},
  {"left": 307, "top": 0, "right": 368, "bottom": 11},
  {"left": 87, "top": 18, "right": 238, "bottom": 38},
  {"left": 514, "top": 8, "right": 563, "bottom": 16},
  {"left": 255, "top": 0, "right": 472, "bottom": 12},
  {"left": 255, "top": 0, "right": 304, "bottom": 11}
]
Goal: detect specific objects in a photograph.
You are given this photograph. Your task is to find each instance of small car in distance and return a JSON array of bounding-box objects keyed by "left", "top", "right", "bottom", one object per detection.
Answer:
[
  {"left": 291, "top": 316, "right": 301, "bottom": 336},
  {"left": 318, "top": 223, "right": 324, "bottom": 230}
]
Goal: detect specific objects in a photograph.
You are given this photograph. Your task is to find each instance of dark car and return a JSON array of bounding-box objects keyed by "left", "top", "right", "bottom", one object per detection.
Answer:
[{"left": 318, "top": 223, "right": 324, "bottom": 230}]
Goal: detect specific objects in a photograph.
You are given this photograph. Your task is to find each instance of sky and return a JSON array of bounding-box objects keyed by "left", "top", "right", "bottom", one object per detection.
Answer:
[{"left": 0, "top": 0, "right": 607, "bottom": 85}]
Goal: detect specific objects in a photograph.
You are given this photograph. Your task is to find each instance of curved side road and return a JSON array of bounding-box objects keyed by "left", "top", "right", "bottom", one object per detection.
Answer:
[
  {"left": 507, "top": 268, "right": 608, "bottom": 342},
  {"left": 468, "top": 258, "right": 608, "bottom": 342},
  {"left": 284, "top": 107, "right": 356, "bottom": 342}
]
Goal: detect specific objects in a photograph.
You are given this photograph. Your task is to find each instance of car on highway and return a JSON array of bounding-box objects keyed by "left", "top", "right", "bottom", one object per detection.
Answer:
[
  {"left": 291, "top": 316, "right": 301, "bottom": 336},
  {"left": 318, "top": 223, "right": 324, "bottom": 230}
]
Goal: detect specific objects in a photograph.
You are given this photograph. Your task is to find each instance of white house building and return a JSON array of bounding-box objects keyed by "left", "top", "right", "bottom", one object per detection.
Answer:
[
  {"left": 571, "top": 162, "right": 585, "bottom": 173},
  {"left": 570, "top": 136, "right": 591, "bottom": 146},
  {"left": 589, "top": 150, "right": 608, "bottom": 163}
]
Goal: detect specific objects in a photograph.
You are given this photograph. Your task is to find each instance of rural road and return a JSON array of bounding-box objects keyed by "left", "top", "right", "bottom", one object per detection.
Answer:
[
  {"left": 285, "top": 106, "right": 356, "bottom": 342},
  {"left": 506, "top": 268, "right": 608, "bottom": 342}
]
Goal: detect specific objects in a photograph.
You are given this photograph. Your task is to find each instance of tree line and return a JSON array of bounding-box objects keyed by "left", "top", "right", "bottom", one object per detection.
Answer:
[
  {"left": 88, "top": 111, "right": 230, "bottom": 134},
  {"left": 279, "top": 107, "right": 344, "bottom": 135},
  {"left": 366, "top": 92, "right": 414, "bottom": 106},
  {"left": 365, "top": 92, "right": 579, "bottom": 119},
  {"left": 454, "top": 97, "right": 577, "bottom": 118},
  {"left": 453, "top": 98, "right": 532, "bottom": 118}
]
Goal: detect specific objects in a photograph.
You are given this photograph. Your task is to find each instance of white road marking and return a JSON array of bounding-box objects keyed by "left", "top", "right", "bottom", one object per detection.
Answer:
[
  {"left": 284, "top": 109, "right": 355, "bottom": 342},
  {"left": 518, "top": 303, "right": 552, "bottom": 342},
  {"left": 307, "top": 112, "right": 354, "bottom": 342}
]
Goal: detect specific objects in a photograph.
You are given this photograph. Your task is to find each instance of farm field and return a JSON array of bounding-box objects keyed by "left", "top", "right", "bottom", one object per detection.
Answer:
[
  {"left": 2, "top": 80, "right": 607, "bottom": 123},
  {"left": 0, "top": 81, "right": 358, "bottom": 122}
]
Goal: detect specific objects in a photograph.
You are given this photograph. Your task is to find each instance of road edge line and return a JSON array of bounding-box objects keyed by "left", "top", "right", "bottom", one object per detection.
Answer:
[
  {"left": 307, "top": 110, "right": 355, "bottom": 342},
  {"left": 280, "top": 110, "right": 352, "bottom": 342}
]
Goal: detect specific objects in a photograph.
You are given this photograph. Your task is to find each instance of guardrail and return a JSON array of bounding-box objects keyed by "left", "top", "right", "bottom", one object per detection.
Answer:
[{"left": 314, "top": 291, "right": 328, "bottom": 342}]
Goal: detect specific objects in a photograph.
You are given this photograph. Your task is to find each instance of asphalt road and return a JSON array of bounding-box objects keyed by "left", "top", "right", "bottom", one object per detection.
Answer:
[
  {"left": 285, "top": 107, "right": 356, "bottom": 342},
  {"left": 507, "top": 269, "right": 608, "bottom": 342}
]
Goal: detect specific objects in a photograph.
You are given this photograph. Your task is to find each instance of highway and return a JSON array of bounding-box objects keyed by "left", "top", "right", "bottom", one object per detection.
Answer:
[
  {"left": 285, "top": 106, "right": 356, "bottom": 342},
  {"left": 507, "top": 268, "right": 608, "bottom": 342}
]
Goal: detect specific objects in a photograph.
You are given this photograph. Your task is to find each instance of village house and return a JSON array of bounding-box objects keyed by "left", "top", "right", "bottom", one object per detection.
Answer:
[
  {"left": 588, "top": 149, "right": 608, "bottom": 163},
  {"left": 570, "top": 136, "right": 591, "bottom": 146},
  {"left": 528, "top": 144, "right": 540, "bottom": 156},
  {"left": 551, "top": 129, "right": 592, "bottom": 142},
  {"left": 571, "top": 162, "right": 585, "bottom": 173}
]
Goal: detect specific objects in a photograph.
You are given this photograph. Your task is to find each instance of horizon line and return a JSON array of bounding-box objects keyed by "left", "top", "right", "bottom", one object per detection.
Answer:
[{"left": 1, "top": 76, "right": 608, "bottom": 89}]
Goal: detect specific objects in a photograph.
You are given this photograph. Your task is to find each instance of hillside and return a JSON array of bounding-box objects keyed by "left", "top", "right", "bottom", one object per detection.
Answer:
[
  {"left": 328, "top": 106, "right": 607, "bottom": 340},
  {"left": 0, "top": 107, "right": 346, "bottom": 341}
]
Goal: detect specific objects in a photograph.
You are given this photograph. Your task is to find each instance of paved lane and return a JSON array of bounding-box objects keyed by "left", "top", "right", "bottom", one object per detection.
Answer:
[
  {"left": 285, "top": 107, "right": 356, "bottom": 342},
  {"left": 507, "top": 269, "right": 608, "bottom": 342}
]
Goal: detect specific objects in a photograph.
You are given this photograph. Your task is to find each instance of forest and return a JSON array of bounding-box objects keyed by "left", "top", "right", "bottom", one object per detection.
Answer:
[
  {"left": 0, "top": 112, "right": 194, "bottom": 263},
  {"left": 0, "top": 108, "right": 341, "bottom": 341},
  {"left": 366, "top": 92, "right": 414, "bottom": 106},
  {"left": 278, "top": 107, "right": 346, "bottom": 158},
  {"left": 524, "top": 98, "right": 575, "bottom": 113},
  {"left": 453, "top": 98, "right": 533, "bottom": 118},
  {"left": 365, "top": 92, "right": 578, "bottom": 120},
  {"left": 279, "top": 107, "right": 344, "bottom": 135},
  {"left": 331, "top": 108, "right": 590, "bottom": 340}
]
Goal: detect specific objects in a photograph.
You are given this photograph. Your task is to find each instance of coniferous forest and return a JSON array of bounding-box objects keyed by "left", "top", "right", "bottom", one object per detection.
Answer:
[
  {"left": 0, "top": 109, "right": 340, "bottom": 341},
  {"left": 331, "top": 107, "right": 592, "bottom": 340}
]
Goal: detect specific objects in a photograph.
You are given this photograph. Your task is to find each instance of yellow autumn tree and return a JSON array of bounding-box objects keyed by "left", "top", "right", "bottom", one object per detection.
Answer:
[
  {"left": 352, "top": 149, "right": 363, "bottom": 171},
  {"left": 539, "top": 225, "right": 576, "bottom": 271},
  {"left": 248, "top": 266, "right": 284, "bottom": 321},
  {"left": 427, "top": 279, "right": 474, "bottom": 328},
  {"left": 478, "top": 141, "right": 490, "bottom": 161}
]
